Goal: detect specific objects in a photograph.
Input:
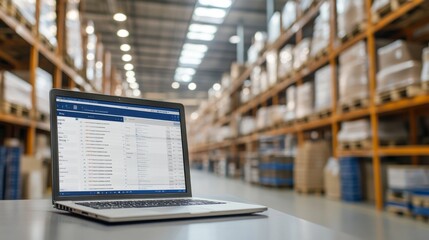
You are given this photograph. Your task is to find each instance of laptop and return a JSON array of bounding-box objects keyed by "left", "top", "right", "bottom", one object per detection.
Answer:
[{"left": 50, "top": 89, "right": 267, "bottom": 222}]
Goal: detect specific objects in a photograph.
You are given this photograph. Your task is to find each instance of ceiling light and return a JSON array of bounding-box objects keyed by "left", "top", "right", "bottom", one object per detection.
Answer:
[
  {"left": 86, "top": 53, "right": 94, "bottom": 61},
  {"left": 198, "top": 0, "right": 232, "bottom": 8},
  {"left": 194, "top": 7, "right": 226, "bottom": 19},
  {"left": 181, "top": 50, "right": 205, "bottom": 59},
  {"left": 126, "top": 71, "right": 135, "bottom": 78},
  {"left": 179, "top": 57, "right": 202, "bottom": 65},
  {"left": 229, "top": 35, "right": 240, "bottom": 44},
  {"left": 120, "top": 44, "right": 131, "bottom": 52},
  {"left": 188, "top": 82, "right": 197, "bottom": 91},
  {"left": 176, "top": 67, "right": 196, "bottom": 75},
  {"left": 189, "top": 23, "right": 218, "bottom": 34},
  {"left": 187, "top": 32, "right": 214, "bottom": 41},
  {"left": 95, "top": 61, "right": 103, "bottom": 69},
  {"left": 126, "top": 77, "right": 136, "bottom": 83},
  {"left": 132, "top": 89, "right": 141, "bottom": 97},
  {"left": 113, "top": 13, "right": 127, "bottom": 22},
  {"left": 172, "top": 82, "right": 180, "bottom": 89},
  {"left": 85, "top": 25, "right": 94, "bottom": 34},
  {"left": 190, "top": 112, "right": 199, "bottom": 120},
  {"left": 129, "top": 82, "right": 139, "bottom": 89},
  {"left": 124, "top": 63, "right": 134, "bottom": 70},
  {"left": 183, "top": 43, "right": 208, "bottom": 52},
  {"left": 117, "top": 29, "right": 129, "bottom": 37},
  {"left": 213, "top": 83, "right": 221, "bottom": 91},
  {"left": 122, "top": 54, "right": 132, "bottom": 62},
  {"left": 175, "top": 74, "right": 192, "bottom": 82}
]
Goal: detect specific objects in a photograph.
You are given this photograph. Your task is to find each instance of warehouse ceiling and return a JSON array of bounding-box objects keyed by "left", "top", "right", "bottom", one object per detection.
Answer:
[{"left": 81, "top": 0, "right": 287, "bottom": 106}]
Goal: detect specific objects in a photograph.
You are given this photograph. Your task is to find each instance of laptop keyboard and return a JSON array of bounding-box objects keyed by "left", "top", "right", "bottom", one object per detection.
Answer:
[{"left": 76, "top": 199, "right": 226, "bottom": 209}]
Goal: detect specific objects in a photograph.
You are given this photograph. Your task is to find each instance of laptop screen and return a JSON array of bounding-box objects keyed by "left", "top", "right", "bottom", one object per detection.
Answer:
[{"left": 55, "top": 96, "right": 186, "bottom": 196}]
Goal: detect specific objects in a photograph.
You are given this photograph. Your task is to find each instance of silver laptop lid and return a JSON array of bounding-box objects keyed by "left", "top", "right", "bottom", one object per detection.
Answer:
[{"left": 50, "top": 90, "right": 192, "bottom": 202}]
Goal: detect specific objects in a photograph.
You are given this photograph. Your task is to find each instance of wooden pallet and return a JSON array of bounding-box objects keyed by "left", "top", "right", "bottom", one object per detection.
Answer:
[
  {"left": 340, "top": 23, "right": 367, "bottom": 43},
  {"left": 38, "top": 35, "right": 56, "bottom": 52},
  {"left": 296, "top": 115, "right": 310, "bottom": 123},
  {"left": 1, "top": 102, "right": 31, "bottom": 118},
  {"left": 339, "top": 98, "right": 369, "bottom": 113},
  {"left": 372, "top": 0, "right": 408, "bottom": 23},
  {"left": 375, "top": 85, "right": 426, "bottom": 105},
  {"left": 387, "top": 190, "right": 411, "bottom": 203},
  {"left": 311, "top": 48, "right": 328, "bottom": 62},
  {"left": 338, "top": 139, "right": 372, "bottom": 150},
  {"left": 379, "top": 139, "right": 407, "bottom": 147},
  {"left": 412, "top": 196, "right": 429, "bottom": 208},
  {"left": 386, "top": 206, "right": 412, "bottom": 217},
  {"left": 309, "top": 109, "right": 332, "bottom": 121},
  {"left": 35, "top": 111, "right": 48, "bottom": 122},
  {"left": 415, "top": 215, "right": 429, "bottom": 223},
  {"left": 295, "top": 187, "right": 324, "bottom": 195}
]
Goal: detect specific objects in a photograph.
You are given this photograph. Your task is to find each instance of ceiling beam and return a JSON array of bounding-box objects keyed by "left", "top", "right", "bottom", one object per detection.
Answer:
[{"left": 82, "top": 11, "right": 266, "bottom": 30}]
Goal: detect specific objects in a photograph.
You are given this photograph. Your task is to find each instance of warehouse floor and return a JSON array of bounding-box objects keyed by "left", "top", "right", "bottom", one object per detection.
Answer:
[{"left": 190, "top": 170, "right": 429, "bottom": 240}]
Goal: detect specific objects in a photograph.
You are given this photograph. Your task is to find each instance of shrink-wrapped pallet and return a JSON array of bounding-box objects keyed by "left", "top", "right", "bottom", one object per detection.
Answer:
[
  {"left": 377, "top": 40, "right": 424, "bottom": 93},
  {"left": 266, "top": 50, "right": 278, "bottom": 87},
  {"left": 293, "top": 38, "right": 312, "bottom": 70},
  {"left": 336, "top": 0, "right": 366, "bottom": 39},
  {"left": 285, "top": 85, "right": 296, "bottom": 121},
  {"left": 66, "top": 0, "right": 83, "bottom": 70},
  {"left": 268, "top": 12, "right": 281, "bottom": 44},
  {"left": 282, "top": 1, "right": 297, "bottom": 30},
  {"left": 247, "top": 32, "right": 267, "bottom": 65},
  {"left": 338, "top": 41, "right": 368, "bottom": 104},
  {"left": 311, "top": 1, "right": 330, "bottom": 57},
  {"left": 278, "top": 45, "right": 294, "bottom": 78},
  {"left": 239, "top": 116, "right": 256, "bottom": 136},
  {"left": 314, "top": 65, "right": 332, "bottom": 112},
  {"left": 0, "top": 71, "right": 32, "bottom": 110},
  {"left": 422, "top": 46, "right": 429, "bottom": 82},
  {"left": 296, "top": 82, "right": 314, "bottom": 119},
  {"left": 338, "top": 119, "right": 371, "bottom": 143}
]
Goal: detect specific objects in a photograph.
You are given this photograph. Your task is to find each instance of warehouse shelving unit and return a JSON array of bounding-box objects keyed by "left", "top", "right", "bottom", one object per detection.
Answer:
[
  {"left": 0, "top": 0, "right": 121, "bottom": 155},
  {"left": 189, "top": 0, "right": 429, "bottom": 210}
]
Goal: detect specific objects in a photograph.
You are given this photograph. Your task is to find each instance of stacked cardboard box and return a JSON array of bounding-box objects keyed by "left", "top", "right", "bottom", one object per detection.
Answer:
[
  {"left": 296, "top": 82, "right": 314, "bottom": 119},
  {"left": 324, "top": 158, "right": 341, "bottom": 199},
  {"left": 282, "top": 1, "right": 296, "bottom": 30},
  {"left": 294, "top": 141, "right": 331, "bottom": 192},
  {"left": 299, "top": 0, "right": 314, "bottom": 12},
  {"left": 377, "top": 40, "right": 424, "bottom": 93},
  {"left": 311, "top": 1, "right": 330, "bottom": 57},
  {"left": 314, "top": 65, "right": 332, "bottom": 112},
  {"left": 338, "top": 41, "right": 368, "bottom": 105},
  {"left": 336, "top": 0, "right": 366, "bottom": 39}
]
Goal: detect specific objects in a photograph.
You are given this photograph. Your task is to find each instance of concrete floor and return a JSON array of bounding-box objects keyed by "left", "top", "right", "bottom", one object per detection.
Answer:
[{"left": 190, "top": 170, "right": 429, "bottom": 240}]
